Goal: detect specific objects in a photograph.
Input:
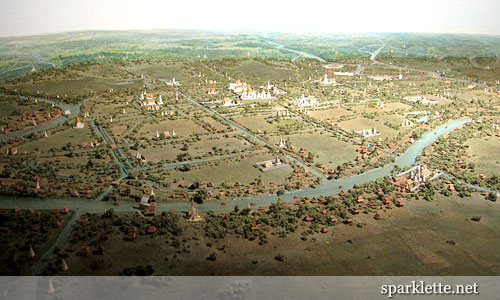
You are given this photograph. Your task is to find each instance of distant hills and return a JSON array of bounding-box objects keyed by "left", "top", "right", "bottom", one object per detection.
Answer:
[{"left": 0, "top": 30, "right": 499, "bottom": 80}]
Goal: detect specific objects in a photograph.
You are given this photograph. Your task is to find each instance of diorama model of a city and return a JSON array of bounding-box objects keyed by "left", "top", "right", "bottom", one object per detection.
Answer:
[{"left": 0, "top": 30, "right": 499, "bottom": 276}]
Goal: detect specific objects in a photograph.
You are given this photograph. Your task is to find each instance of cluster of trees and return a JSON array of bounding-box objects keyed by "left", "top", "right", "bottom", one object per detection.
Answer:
[{"left": 201, "top": 178, "right": 402, "bottom": 245}]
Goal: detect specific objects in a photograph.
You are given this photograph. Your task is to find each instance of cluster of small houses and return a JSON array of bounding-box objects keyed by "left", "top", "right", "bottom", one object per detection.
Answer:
[
  {"left": 164, "top": 77, "right": 182, "bottom": 86},
  {"left": 483, "top": 87, "right": 500, "bottom": 94},
  {"left": 1, "top": 109, "right": 57, "bottom": 134},
  {"left": 486, "top": 122, "right": 500, "bottom": 137},
  {"left": 153, "top": 129, "right": 176, "bottom": 139},
  {"left": 21, "top": 177, "right": 94, "bottom": 197},
  {"left": 354, "top": 146, "right": 377, "bottom": 162}
]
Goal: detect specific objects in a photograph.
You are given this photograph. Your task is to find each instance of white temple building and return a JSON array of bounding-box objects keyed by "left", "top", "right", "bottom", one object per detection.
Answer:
[
  {"left": 240, "top": 89, "right": 275, "bottom": 100},
  {"left": 403, "top": 96, "right": 439, "bottom": 105},
  {"left": 321, "top": 74, "right": 337, "bottom": 85},
  {"left": 356, "top": 128, "right": 381, "bottom": 138},
  {"left": 165, "top": 78, "right": 182, "bottom": 86},
  {"left": 296, "top": 95, "right": 318, "bottom": 108},
  {"left": 265, "top": 81, "right": 287, "bottom": 94},
  {"left": 228, "top": 80, "right": 251, "bottom": 93},
  {"left": 401, "top": 119, "right": 414, "bottom": 127},
  {"left": 333, "top": 71, "right": 354, "bottom": 76}
]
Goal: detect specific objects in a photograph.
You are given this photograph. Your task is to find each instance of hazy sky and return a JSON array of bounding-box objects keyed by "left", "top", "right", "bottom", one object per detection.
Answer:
[{"left": 1, "top": 0, "right": 499, "bottom": 37}]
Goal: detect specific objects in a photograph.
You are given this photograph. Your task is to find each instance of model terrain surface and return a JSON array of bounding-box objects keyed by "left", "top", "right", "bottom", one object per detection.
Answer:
[{"left": 0, "top": 30, "right": 499, "bottom": 275}]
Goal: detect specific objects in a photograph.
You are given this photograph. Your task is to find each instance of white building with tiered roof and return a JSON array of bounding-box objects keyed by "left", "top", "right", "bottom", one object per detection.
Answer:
[{"left": 296, "top": 95, "right": 318, "bottom": 108}]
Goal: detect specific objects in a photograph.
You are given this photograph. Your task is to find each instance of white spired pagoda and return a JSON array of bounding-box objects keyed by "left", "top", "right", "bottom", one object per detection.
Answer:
[
  {"left": 279, "top": 137, "right": 287, "bottom": 148},
  {"left": 187, "top": 200, "right": 202, "bottom": 222},
  {"left": 321, "top": 74, "right": 336, "bottom": 86},
  {"left": 74, "top": 115, "right": 84, "bottom": 129}
]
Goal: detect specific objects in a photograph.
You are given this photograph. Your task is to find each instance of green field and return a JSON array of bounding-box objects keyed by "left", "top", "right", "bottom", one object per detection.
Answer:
[
  {"left": 271, "top": 132, "right": 358, "bottom": 168},
  {"left": 138, "top": 136, "right": 253, "bottom": 163},
  {"left": 235, "top": 114, "right": 312, "bottom": 134},
  {"left": 0, "top": 30, "right": 499, "bottom": 277},
  {"left": 309, "top": 108, "right": 352, "bottom": 121},
  {"left": 136, "top": 119, "right": 208, "bottom": 138},
  {"left": 6, "top": 77, "right": 142, "bottom": 98},
  {"left": 132, "top": 62, "right": 195, "bottom": 82},
  {"left": 228, "top": 59, "right": 298, "bottom": 82},
  {"left": 339, "top": 117, "right": 400, "bottom": 140},
  {"left": 466, "top": 137, "right": 500, "bottom": 177},
  {"left": 161, "top": 152, "right": 294, "bottom": 187},
  {"left": 351, "top": 102, "right": 412, "bottom": 114},
  {"left": 16, "top": 126, "right": 96, "bottom": 153}
]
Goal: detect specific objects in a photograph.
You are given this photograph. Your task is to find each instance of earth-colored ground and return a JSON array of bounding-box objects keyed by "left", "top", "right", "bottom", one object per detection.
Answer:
[
  {"left": 155, "top": 152, "right": 295, "bottom": 187},
  {"left": 351, "top": 102, "right": 412, "bottom": 114},
  {"left": 0, "top": 209, "right": 74, "bottom": 275},
  {"left": 136, "top": 119, "right": 209, "bottom": 138},
  {"left": 309, "top": 108, "right": 352, "bottom": 121},
  {"left": 465, "top": 136, "right": 500, "bottom": 178},
  {"left": 270, "top": 132, "right": 358, "bottom": 169},
  {"left": 54, "top": 192, "right": 499, "bottom": 275},
  {"left": 227, "top": 59, "right": 297, "bottom": 82},
  {"left": 338, "top": 117, "right": 400, "bottom": 139},
  {"left": 8, "top": 77, "right": 142, "bottom": 98},
  {"left": 11, "top": 126, "right": 96, "bottom": 153},
  {"left": 138, "top": 136, "right": 253, "bottom": 163}
]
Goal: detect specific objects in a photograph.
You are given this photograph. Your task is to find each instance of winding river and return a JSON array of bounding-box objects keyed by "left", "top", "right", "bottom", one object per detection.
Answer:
[
  {"left": 0, "top": 117, "right": 473, "bottom": 213},
  {"left": 0, "top": 95, "right": 87, "bottom": 142},
  {"left": 266, "top": 41, "right": 326, "bottom": 63}
]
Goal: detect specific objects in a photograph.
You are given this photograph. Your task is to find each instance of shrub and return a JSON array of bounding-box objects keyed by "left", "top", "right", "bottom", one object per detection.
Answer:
[{"left": 207, "top": 252, "right": 217, "bottom": 261}]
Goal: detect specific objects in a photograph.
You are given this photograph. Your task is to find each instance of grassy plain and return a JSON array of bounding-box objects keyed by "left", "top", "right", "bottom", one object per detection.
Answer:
[
  {"left": 465, "top": 136, "right": 500, "bottom": 178},
  {"left": 14, "top": 126, "right": 96, "bottom": 153},
  {"left": 52, "top": 192, "right": 499, "bottom": 275},
  {"left": 136, "top": 119, "right": 208, "bottom": 138},
  {"left": 163, "top": 153, "right": 294, "bottom": 187},
  {"left": 338, "top": 117, "right": 400, "bottom": 139},
  {"left": 228, "top": 59, "right": 298, "bottom": 82},
  {"left": 271, "top": 132, "right": 358, "bottom": 168},
  {"left": 7, "top": 77, "right": 142, "bottom": 98}
]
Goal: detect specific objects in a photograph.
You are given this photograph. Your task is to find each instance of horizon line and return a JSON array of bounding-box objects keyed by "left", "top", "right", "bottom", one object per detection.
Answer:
[{"left": 1, "top": 28, "right": 499, "bottom": 39}]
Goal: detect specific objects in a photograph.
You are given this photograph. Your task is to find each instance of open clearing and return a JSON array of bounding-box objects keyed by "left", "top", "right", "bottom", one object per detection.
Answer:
[
  {"left": 132, "top": 63, "right": 195, "bottom": 83},
  {"left": 351, "top": 102, "right": 412, "bottom": 114},
  {"left": 228, "top": 59, "right": 297, "bottom": 82},
  {"left": 8, "top": 77, "right": 142, "bottom": 98},
  {"left": 466, "top": 136, "right": 500, "bottom": 177},
  {"left": 54, "top": 192, "right": 500, "bottom": 275},
  {"left": 271, "top": 132, "right": 358, "bottom": 168},
  {"left": 309, "top": 108, "right": 352, "bottom": 121},
  {"left": 136, "top": 119, "right": 209, "bottom": 138},
  {"left": 14, "top": 126, "right": 96, "bottom": 153},
  {"left": 338, "top": 117, "right": 400, "bottom": 139},
  {"left": 162, "top": 152, "right": 294, "bottom": 187}
]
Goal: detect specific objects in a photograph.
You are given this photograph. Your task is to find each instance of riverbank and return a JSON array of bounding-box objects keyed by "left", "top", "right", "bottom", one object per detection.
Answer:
[
  {"left": 48, "top": 191, "right": 499, "bottom": 275},
  {"left": 0, "top": 118, "right": 475, "bottom": 213}
]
